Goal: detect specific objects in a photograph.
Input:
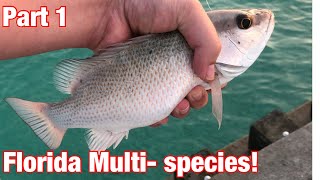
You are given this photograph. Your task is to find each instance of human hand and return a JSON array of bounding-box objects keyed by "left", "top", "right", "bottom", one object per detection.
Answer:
[
  {"left": 88, "top": 0, "right": 222, "bottom": 126},
  {"left": 0, "top": 0, "right": 222, "bottom": 125},
  {"left": 0, "top": 0, "right": 221, "bottom": 124}
]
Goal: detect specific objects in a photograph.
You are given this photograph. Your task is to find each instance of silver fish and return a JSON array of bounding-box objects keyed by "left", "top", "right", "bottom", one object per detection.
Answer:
[{"left": 6, "top": 9, "right": 275, "bottom": 150}]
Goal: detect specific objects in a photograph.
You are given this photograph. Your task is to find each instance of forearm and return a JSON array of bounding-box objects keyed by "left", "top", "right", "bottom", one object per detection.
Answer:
[{"left": 0, "top": 0, "right": 109, "bottom": 60}]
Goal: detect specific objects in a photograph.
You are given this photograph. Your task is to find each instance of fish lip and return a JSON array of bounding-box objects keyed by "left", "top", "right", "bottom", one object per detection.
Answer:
[
  {"left": 264, "top": 11, "right": 275, "bottom": 47},
  {"left": 266, "top": 10, "right": 275, "bottom": 34}
]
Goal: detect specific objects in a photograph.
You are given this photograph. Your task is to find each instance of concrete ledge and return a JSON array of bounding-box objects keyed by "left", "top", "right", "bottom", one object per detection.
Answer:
[
  {"left": 249, "top": 101, "right": 311, "bottom": 151},
  {"left": 166, "top": 101, "right": 312, "bottom": 180},
  {"left": 213, "top": 123, "right": 312, "bottom": 180}
]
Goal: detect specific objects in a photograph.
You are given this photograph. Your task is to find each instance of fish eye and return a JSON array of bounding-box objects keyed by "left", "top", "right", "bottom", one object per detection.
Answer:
[{"left": 236, "top": 15, "right": 252, "bottom": 29}]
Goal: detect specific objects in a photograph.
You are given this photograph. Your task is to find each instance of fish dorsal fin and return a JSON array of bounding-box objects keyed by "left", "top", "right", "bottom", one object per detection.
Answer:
[
  {"left": 53, "top": 59, "right": 98, "bottom": 94},
  {"left": 85, "top": 129, "right": 129, "bottom": 150},
  {"left": 54, "top": 34, "right": 158, "bottom": 94},
  {"left": 95, "top": 34, "right": 158, "bottom": 58}
]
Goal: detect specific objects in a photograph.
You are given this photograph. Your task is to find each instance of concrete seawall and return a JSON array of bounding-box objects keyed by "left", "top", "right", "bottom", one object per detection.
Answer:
[{"left": 167, "top": 101, "right": 312, "bottom": 180}]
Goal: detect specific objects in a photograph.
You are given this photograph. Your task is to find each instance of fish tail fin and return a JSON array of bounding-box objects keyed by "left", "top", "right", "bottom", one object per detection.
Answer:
[{"left": 5, "top": 98, "right": 66, "bottom": 149}]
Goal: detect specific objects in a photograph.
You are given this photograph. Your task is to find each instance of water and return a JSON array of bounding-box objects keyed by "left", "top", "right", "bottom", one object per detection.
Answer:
[{"left": 0, "top": 0, "right": 311, "bottom": 179}]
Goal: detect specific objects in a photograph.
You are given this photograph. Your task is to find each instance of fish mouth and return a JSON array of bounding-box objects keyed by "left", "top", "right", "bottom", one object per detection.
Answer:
[
  {"left": 247, "top": 9, "right": 275, "bottom": 46},
  {"left": 240, "top": 9, "right": 275, "bottom": 67},
  {"left": 254, "top": 9, "right": 275, "bottom": 37},
  {"left": 245, "top": 9, "right": 275, "bottom": 33},
  {"left": 265, "top": 10, "right": 275, "bottom": 35}
]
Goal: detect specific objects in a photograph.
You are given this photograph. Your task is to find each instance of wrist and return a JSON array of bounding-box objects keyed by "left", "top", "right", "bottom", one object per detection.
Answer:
[
  {"left": 84, "top": 0, "right": 129, "bottom": 50},
  {"left": 74, "top": 0, "right": 113, "bottom": 49}
]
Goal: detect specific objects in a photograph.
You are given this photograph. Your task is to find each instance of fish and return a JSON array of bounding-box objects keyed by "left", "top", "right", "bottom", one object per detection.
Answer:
[{"left": 5, "top": 9, "right": 275, "bottom": 150}]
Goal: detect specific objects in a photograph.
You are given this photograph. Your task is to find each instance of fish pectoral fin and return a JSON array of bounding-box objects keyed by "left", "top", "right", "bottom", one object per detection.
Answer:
[
  {"left": 85, "top": 129, "right": 129, "bottom": 150},
  {"left": 210, "top": 76, "right": 223, "bottom": 129}
]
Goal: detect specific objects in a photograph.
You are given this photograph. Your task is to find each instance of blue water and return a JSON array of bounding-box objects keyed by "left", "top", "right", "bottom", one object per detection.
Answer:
[{"left": 0, "top": 0, "right": 311, "bottom": 179}]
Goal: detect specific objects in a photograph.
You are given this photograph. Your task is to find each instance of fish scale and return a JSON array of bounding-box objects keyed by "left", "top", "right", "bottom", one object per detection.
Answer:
[
  {"left": 5, "top": 9, "right": 275, "bottom": 150},
  {"left": 55, "top": 33, "right": 195, "bottom": 129}
]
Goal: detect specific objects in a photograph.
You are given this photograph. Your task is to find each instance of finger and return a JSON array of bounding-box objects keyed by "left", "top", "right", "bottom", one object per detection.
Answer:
[
  {"left": 150, "top": 123, "right": 162, "bottom": 128},
  {"left": 150, "top": 117, "right": 169, "bottom": 127},
  {"left": 171, "top": 98, "right": 190, "bottom": 119},
  {"left": 177, "top": 0, "right": 221, "bottom": 81},
  {"left": 187, "top": 85, "right": 208, "bottom": 109}
]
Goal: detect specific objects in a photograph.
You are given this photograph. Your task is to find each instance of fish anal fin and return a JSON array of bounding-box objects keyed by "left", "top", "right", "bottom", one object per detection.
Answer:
[{"left": 85, "top": 129, "right": 129, "bottom": 150}]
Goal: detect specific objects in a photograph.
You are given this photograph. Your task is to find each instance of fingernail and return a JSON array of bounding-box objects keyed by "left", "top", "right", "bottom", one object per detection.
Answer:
[
  {"left": 180, "top": 104, "right": 189, "bottom": 114},
  {"left": 150, "top": 123, "right": 161, "bottom": 127},
  {"left": 190, "top": 90, "right": 203, "bottom": 101},
  {"left": 206, "top": 65, "right": 216, "bottom": 81}
]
